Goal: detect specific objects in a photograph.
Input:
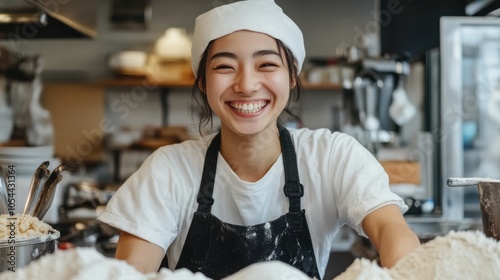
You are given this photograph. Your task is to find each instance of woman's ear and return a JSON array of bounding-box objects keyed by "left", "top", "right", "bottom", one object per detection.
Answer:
[
  {"left": 290, "top": 75, "right": 297, "bottom": 89},
  {"left": 197, "top": 80, "right": 205, "bottom": 94}
]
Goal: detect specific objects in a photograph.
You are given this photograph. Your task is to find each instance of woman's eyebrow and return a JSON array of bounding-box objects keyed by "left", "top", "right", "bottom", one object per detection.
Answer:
[
  {"left": 210, "top": 49, "right": 280, "bottom": 61},
  {"left": 253, "top": 49, "right": 280, "bottom": 58},
  {"left": 210, "top": 52, "right": 236, "bottom": 61}
]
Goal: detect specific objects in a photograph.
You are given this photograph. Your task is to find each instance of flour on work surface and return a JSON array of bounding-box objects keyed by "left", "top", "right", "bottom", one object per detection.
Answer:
[
  {"left": 0, "top": 247, "right": 211, "bottom": 280},
  {"left": 333, "top": 231, "right": 500, "bottom": 280},
  {"left": 1, "top": 231, "right": 498, "bottom": 280},
  {"left": 0, "top": 248, "right": 308, "bottom": 280},
  {"left": 389, "top": 230, "right": 500, "bottom": 280},
  {"left": 0, "top": 248, "right": 146, "bottom": 280},
  {"left": 333, "top": 258, "right": 391, "bottom": 280}
]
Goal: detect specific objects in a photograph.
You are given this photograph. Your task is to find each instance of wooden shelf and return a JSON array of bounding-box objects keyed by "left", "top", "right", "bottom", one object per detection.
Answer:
[
  {"left": 99, "top": 77, "right": 342, "bottom": 91},
  {"left": 98, "top": 76, "right": 195, "bottom": 88}
]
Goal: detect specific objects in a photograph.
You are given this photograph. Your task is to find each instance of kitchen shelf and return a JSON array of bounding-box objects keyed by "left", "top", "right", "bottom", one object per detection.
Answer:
[
  {"left": 99, "top": 77, "right": 342, "bottom": 91},
  {"left": 98, "top": 76, "right": 195, "bottom": 88}
]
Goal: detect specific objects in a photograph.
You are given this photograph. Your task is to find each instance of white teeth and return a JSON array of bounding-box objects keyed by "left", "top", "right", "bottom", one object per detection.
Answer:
[{"left": 230, "top": 101, "right": 266, "bottom": 113}]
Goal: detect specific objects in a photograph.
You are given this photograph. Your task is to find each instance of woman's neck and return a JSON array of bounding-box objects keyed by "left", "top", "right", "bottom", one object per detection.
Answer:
[{"left": 219, "top": 125, "right": 282, "bottom": 182}]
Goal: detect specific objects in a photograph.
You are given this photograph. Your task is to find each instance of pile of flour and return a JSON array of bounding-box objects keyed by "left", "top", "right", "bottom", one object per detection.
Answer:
[
  {"left": 0, "top": 248, "right": 310, "bottom": 280},
  {"left": 333, "top": 258, "right": 391, "bottom": 280},
  {"left": 0, "top": 230, "right": 498, "bottom": 280},
  {"left": 0, "top": 248, "right": 211, "bottom": 280},
  {"left": 0, "top": 214, "right": 55, "bottom": 240},
  {"left": 389, "top": 230, "right": 500, "bottom": 279},
  {"left": 334, "top": 230, "right": 500, "bottom": 280}
]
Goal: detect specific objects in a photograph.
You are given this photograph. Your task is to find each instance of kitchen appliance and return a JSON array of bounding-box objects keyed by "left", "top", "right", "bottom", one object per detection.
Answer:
[
  {"left": 0, "top": 50, "right": 54, "bottom": 146},
  {"left": 59, "top": 181, "right": 119, "bottom": 222},
  {"left": 342, "top": 57, "right": 410, "bottom": 154},
  {"left": 439, "top": 17, "right": 500, "bottom": 220}
]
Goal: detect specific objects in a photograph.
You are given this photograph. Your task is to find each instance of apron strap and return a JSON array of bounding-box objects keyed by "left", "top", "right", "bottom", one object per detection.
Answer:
[
  {"left": 197, "top": 125, "right": 304, "bottom": 213},
  {"left": 196, "top": 133, "right": 221, "bottom": 213},
  {"left": 278, "top": 124, "right": 304, "bottom": 213}
]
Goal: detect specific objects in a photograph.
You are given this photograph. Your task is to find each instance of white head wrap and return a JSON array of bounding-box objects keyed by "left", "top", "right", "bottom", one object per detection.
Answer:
[{"left": 191, "top": 0, "right": 305, "bottom": 76}]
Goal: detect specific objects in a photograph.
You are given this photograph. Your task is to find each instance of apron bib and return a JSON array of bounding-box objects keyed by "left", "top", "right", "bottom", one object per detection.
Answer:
[{"left": 175, "top": 125, "right": 321, "bottom": 279}]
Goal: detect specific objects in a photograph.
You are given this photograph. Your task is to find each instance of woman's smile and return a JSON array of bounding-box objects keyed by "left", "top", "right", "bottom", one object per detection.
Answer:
[{"left": 227, "top": 100, "right": 269, "bottom": 115}]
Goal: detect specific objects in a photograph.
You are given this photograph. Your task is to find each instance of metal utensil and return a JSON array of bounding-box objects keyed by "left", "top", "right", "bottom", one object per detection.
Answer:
[
  {"left": 23, "top": 161, "right": 50, "bottom": 215},
  {"left": 32, "top": 163, "right": 65, "bottom": 220},
  {"left": 447, "top": 177, "right": 500, "bottom": 187},
  {"left": 0, "top": 165, "right": 9, "bottom": 214}
]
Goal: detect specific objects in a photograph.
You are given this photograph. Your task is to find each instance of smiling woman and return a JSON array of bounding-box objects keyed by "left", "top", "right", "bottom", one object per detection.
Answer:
[{"left": 97, "top": 1, "right": 420, "bottom": 279}]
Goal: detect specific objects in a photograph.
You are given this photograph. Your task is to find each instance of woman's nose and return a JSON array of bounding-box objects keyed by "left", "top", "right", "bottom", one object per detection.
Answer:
[{"left": 233, "top": 68, "right": 260, "bottom": 94}]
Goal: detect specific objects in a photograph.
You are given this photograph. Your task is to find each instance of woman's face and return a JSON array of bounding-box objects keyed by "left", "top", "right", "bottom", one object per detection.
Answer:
[{"left": 205, "top": 30, "right": 294, "bottom": 136}]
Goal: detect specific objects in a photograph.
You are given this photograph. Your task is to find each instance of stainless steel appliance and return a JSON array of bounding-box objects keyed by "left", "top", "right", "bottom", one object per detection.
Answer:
[
  {"left": 342, "top": 57, "right": 411, "bottom": 154},
  {"left": 440, "top": 16, "right": 500, "bottom": 220}
]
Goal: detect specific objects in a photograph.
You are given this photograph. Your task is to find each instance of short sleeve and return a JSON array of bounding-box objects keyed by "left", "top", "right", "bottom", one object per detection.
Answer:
[
  {"left": 97, "top": 149, "right": 180, "bottom": 251},
  {"left": 332, "top": 134, "right": 408, "bottom": 236}
]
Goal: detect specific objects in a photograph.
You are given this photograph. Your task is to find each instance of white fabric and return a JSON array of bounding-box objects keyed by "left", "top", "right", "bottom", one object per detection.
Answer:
[
  {"left": 98, "top": 127, "right": 407, "bottom": 279},
  {"left": 191, "top": 0, "right": 305, "bottom": 75}
]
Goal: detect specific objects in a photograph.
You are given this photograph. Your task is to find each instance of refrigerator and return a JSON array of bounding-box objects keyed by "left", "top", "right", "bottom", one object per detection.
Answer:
[{"left": 440, "top": 16, "right": 500, "bottom": 220}]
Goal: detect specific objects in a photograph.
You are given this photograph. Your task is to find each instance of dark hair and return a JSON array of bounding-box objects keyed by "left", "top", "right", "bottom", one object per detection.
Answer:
[{"left": 191, "top": 39, "right": 303, "bottom": 135}]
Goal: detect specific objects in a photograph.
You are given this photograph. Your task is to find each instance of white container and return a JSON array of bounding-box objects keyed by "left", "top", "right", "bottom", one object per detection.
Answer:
[
  {"left": 154, "top": 28, "right": 192, "bottom": 61},
  {"left": 108, "top": 51, "right": 148, "bottom": 70}
]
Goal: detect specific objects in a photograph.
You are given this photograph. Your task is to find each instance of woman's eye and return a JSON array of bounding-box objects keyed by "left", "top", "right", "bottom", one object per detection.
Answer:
[
  {"left": 260, "top": 63, "right": 278, "bottom": 69},
  {"left": 213, "top": 65, "right": 233, "bottom": 71}
]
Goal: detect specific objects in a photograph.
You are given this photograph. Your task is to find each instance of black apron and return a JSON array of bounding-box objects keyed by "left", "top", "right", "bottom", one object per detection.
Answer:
[{"left": 175, "top": 125, "right": 321, "bottom": 279}]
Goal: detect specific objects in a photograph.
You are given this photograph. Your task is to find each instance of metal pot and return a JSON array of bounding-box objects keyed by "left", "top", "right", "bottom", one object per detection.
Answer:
[
  {"left": 0, "top": 230, "right": 59, "bottom": 272},
  {"left": 447, "top": 178, "right": 500, "bottom": 240},
  {"left": 477, "top": 181, "right": 500, "bottom": 240}
]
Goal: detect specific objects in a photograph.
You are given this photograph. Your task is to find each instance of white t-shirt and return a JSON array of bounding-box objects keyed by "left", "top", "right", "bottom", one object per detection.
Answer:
[{"left": 98, "top": 127, "right": 407, "bottom": 278}]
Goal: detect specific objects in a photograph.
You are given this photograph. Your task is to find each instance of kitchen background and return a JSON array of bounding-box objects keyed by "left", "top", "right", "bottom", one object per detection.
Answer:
[
  {"left": 1, "top": 0, "right": 499, "bottom": 278},
  {"left": 3, "top": 0, "right": 400, "bottom": 182}
]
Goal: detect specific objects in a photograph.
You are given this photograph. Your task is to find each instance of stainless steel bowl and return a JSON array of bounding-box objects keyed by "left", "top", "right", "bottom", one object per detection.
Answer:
[
  {"left": 0, "top": 230, "right": 59, "bottom": 272},
  {"left": 447, "top": 178, "right": 500, "bottom": 241}
]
